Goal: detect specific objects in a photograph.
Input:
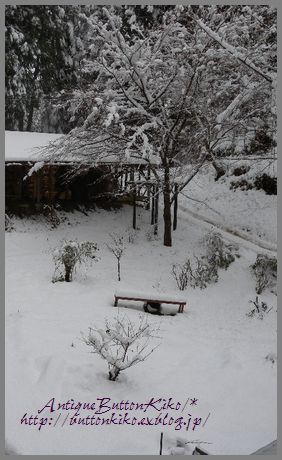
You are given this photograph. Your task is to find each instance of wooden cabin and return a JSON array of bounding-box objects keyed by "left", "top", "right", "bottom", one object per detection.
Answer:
[{"left": 5, "top": 131, "right": 160, "bottom": 215}]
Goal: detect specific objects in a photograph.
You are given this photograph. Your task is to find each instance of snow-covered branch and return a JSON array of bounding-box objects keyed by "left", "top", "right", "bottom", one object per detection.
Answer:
[
  {"left": 83, "top": 314, "right": 160, "bottom": 381},
  {"left": 196, "top": 18, "right": 275, "bottom": 84}
]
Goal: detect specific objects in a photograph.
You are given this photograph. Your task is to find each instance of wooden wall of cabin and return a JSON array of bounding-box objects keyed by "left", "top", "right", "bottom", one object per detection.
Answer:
[{"left": 5, "top": 163, "right": 116, "bottom": 214}]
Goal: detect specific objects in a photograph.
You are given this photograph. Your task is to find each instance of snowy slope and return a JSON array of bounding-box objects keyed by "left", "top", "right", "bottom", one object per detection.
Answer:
[
  {"left": 179, "top": 164, "right": 277, "bottom": 247},
  {"left": 5, "top": 172, "right": 277, "bottom": 455}
]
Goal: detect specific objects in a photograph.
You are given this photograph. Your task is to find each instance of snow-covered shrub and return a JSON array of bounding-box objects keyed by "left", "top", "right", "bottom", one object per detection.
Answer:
[
  {"left": 43, "top": 204, "right": 61, "bottom": 228},
  {"left": 126, "top": 228, "right": 137, "bottom": 244},
  {"left": 247, "top": 127, "right": 276, "bottom": 155},
  {"left": 251, "top": 254, "right": 277, "bottom": 294},
  {"left": 265, "top": 352, "right": 277, "bottom": 365},
  {"left": 254, "top": 174, "right": 277, "bottom": 195},
  {"left": 82, "top": 314, "right": 159, "bottom": 381},
  {"left": 230, "top": 178, "right": 254, "bottom": 192},
  {"left": 204, "top": 231, "right": 239, "bottom": 270},
  {"left": 146, "top": 228, "right": 158, "bottom": 242},
  {"left": 232, "top": 165, "right": 250, "bottom": 176},
  {"left": 231, "top": 174, "right": 276, "bottom": 195},
  {"left": 246, "top": 296, "right": 272, "bottom": 320},
  {"left": 172, "top": 256, "right": 218, "bottom": 290},
  {"left": 172, "top": 233, "right": 238, "bottom": 291},
  {"left": 106, "top": 232, "right": 127, "bottom": 281},
  {"left": 5, "top": 214, "right": 14, "bottom": 232},
  {"left": 172, "top": 260, "right": 191, "bottom": 290},
  {"left": 52, "top": 240, "right": 99, "bottom": 282},
  {"left": 191, "top": 256, "right": 218, "bottom": 288}
]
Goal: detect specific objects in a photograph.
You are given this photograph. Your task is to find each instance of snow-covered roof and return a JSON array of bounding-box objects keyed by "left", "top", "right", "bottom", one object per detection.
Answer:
[
  {"left": 5, "top": 131, "right": 64, "bottom": 162},
  {"left": 5, "top": 130, "right": 161, "bottom": 166}
]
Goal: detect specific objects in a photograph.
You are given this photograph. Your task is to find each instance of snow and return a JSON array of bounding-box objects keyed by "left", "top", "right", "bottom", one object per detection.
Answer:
[
  {"left": 196, "top": 19, "right": 274, "bottom": 84},
  {"left": 5, "top": 131, "right": 64, "bottom": 162},
  {"left": 115, "top": 288, "right": 186, "bottom": 303},
  {"left": 5, "top": 168, "right": 276, "bottom": 455},
  {"left": 5, "top": 131, "right": 161, "bottom": 166},
  {"left": 178, "top": 164, "right": 277, "bottom": 247}
]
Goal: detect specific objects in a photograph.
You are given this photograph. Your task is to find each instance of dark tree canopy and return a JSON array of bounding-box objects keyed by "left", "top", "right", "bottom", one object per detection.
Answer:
[{"left": 5, "top": 5, "right": 82, "bottom": 131}]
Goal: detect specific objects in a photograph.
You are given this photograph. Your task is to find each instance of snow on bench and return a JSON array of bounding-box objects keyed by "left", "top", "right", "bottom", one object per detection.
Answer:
[{"left": 114, "top": 289, "right": 187, "bottom": 313}]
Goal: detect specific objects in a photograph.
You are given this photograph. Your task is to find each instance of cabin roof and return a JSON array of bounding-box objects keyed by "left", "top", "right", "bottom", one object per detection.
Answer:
[
  {"left": 5, "top": 131, "right": 64, "bottom": 162},
  {"left": 5, "top": 130, "right": 161, "bottom": 166}
]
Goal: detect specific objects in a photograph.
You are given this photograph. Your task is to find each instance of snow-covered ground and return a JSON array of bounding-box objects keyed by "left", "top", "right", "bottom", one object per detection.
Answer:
[
  {"left": 5, "top": 171, "right": 277, "bottom": 455},
  {"left": 179, "top": 163, "right": 277, "bottom": 248}
]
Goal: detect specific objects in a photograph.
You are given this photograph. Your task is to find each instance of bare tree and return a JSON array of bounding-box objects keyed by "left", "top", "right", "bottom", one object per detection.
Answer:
[
  {"left": 38, "top": 6, "right": 276, "bottom": 247},
  {"left": 82, "top": 314, "right": 160, "bottom": 381},
  {"left": 106, "top": 233, "right": 126, "bottom": 281}
]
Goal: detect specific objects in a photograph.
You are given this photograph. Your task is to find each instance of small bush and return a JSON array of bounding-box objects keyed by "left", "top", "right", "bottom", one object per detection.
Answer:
[
  {"left": 53, "top": 240, "right": 99, "bottom": 282},
  {"left": 232, "top": 166, "right": 250, "bottom": 176},
  {"left": 146, "top": 228, "right": 158, "bottom": 242},
  {"left": 172, "top": 233, "right": 238, "bottom": 291},
  {"left": 172, "top": 256, "right": 218, "bottom": 291},
  {"left": 126, "top": 228, "right": 137, "bottom": 244},
  {"left": 246, "top": 296, "right": 273, "bottom": 320},
  {"left": 254, "top": 174, "right": 277, "bottom": 195},
  {"left": 265, "top": 353, "right": 277, "bottom": 365},
  {"left": 191, "top": 256, "right": 218, "bottom": 288},
  {"left": 42, "top": 204, "right": 62, "bottom": 229},
  {"left": 82, "top": 314, "right": 160, "bottom": 381},
  {"left": 251, "top": 254, "right": 277, "bottom": 294},
  {"left": 231, "top": 174, "right": 277, "bottom": 195},
  {"left": 5, "top": 214, "right": 14, "bottom": 232},
  {"left": 247, "top": 127, "right": 276, "bottom": 154},
  {"left": 230, "top": 179, "right": 254, "bottom": 191},
  {"left": 172, "top": 260, "right": 191, "bottom": 291},
  {"left": 204, "top": 231, "right": 239, "bottom": 270}
]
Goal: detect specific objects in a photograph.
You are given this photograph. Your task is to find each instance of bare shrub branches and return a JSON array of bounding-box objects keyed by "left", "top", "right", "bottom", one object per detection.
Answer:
[
  {"left": 106, "top": 232, "right": 127, "bottom": 281},
  {"left": 172, "top": 232, "right": 239, "bottom": 290},
  {"left": 246, "top": 296, "right": 273, "bottom": 319},
  {"left": 172, "top": 256, "right": 218, "bottom": 291},
  {"left": 82, "top": 314, "right": 160, "bottom": 381}
]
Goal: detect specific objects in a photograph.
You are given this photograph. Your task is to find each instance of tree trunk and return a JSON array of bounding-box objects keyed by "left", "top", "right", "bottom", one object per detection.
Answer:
[
  {"left": 212, "top": 160, "right": 225, "bottom": 181},
  {"left": 65, "top": 265, "right": 72, "bottom": 282},
  {"left": 154, "top": 186, "right": 159, "bottom": 235},
  {"left": 173, "top": 184, "right": 178, "bottom": 231},
  {"left": 18, "top": 112, "right": 24, "bottom": 131},
  {"left": 151, "top": 185, "right": 155, "bottom": 225},
  {"left": 109, "top": 366, "right": 120, "bottom": 381},
  {"left": 117, "top": 259, "right": 121, "bottom": 282},
  {"left": 132, "top": 187, "right": 136, "bottom": 229},
  {"left": 26, "top": 100, "right": 35, "bottom": 131},
  {"left": 26, "top": 67, "right": 40, "bottom": 131},
  {"left": 163, "top": 164, "right": 172, "bottom": 247}
]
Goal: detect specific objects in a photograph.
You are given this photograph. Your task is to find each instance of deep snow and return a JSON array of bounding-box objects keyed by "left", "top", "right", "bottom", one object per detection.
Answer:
[{"left": 5, "top": 173, "right": 277, "bottom": 455}]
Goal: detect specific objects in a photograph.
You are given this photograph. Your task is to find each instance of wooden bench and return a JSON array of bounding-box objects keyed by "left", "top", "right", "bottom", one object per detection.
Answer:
[{"left": 114, "top": 289, "right": 186, "bottom": 313}]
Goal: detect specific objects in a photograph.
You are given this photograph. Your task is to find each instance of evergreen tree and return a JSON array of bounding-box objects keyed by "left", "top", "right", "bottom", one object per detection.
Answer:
[{"left": 5, "top": 5, "right": 83, "bottom": 131}]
